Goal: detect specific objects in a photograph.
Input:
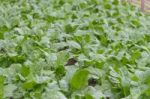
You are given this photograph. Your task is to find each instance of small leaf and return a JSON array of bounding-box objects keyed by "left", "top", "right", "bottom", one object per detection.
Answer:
[
  {"left": 70, "top": 69, "right": 89, "bottom": 90},
  {"left": 85, "top": 94, "right": 93, "bottom": 99},
  {"left": 21, "top": 66, "right": 30, "bottom": 77},
  {"left": 55, "top": 65, "right": 66, "bottom": 79},
  {"left": 68, "top": 41, "right": 81, "bottom": 49},
  {"left": 22, "top": 81, "right": 36, "bottom": 90}
]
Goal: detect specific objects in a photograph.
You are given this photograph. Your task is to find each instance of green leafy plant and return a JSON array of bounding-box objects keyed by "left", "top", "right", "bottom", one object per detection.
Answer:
[{"left": 0, "top": 0, "right": 150, "bottom": 98}]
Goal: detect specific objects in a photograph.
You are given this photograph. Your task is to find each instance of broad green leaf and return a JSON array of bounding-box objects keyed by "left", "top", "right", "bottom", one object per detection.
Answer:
[
  {"left": 22, "top": 80, "right": 36, "bottom": 90},
  {"left": 21, "top": 66, "right": 30, "bottom": 77},
  {"left": 85, "top": 94, "right": 93, "bottom": 99},
  {"left": 70, "top": 69, "right": 89, "bottom": 90}
]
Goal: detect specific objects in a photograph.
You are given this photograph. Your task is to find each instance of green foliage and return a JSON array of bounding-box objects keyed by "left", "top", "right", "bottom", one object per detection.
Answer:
[
  {"left": 0, "top": 76, "right": 4, "bottom": 99},
  {"left": 0, "top": 0, "right": 150, "bottom": 98},
  {"left": 70, "top": 69, "right": 89, "bottom": 90}
]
